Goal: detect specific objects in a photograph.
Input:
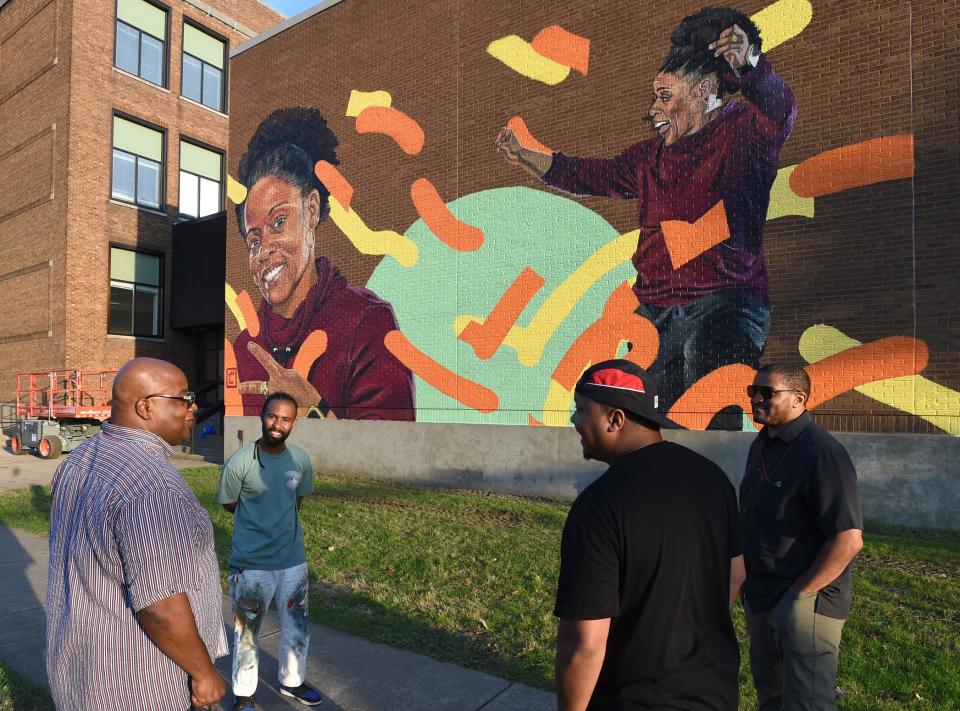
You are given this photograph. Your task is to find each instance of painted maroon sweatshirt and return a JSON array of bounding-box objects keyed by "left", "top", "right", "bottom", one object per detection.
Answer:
[
  {"left": 541, "top": 55, "right": 796, "bottom": 307},
  {"left": 234, "top": 257, "right": 415, "bottom": 420}
]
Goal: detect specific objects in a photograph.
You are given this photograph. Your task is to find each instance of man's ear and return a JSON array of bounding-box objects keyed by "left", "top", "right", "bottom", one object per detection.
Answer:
[
  {"left": 134, "top": 397, "right": 152, "bottom": 420},
  {"left": 608, "top": 407, "right": 626, "bottom": 433},
  {"left": 696, "top": 75, "right": 717, "bottom": 100},
  {"left": 795, "top": 390, "right": 809, "bottom": 408}
]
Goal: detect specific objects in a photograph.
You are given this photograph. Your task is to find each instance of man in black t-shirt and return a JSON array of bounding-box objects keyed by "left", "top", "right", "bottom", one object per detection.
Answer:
[
  {"left": 741, "top": 364, "right": 863, "bottom": 711},
  {"left": 555, "top": 359, "right": 745, "bottom": 711}
]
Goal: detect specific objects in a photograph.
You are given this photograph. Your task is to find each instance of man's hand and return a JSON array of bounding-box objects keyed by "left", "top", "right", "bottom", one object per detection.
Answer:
[
  {"left": 190, "top": 668, "right": 226, "bottom": 709},
  {"left": 709, "top": 24, "right": 753, "bottom": 72},
  {"left": 495, "top": 127, "right": 524, "bottom": 164},
  {"left": 238, "top": 342, "right": 323, "bottom": 416},
  {"left": 495, "top": 127, "right": 553, "bottom": 177}
]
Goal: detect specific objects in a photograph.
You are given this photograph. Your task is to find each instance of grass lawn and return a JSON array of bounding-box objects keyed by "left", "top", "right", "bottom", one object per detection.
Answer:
[
  {"left": 0, "top": 662, "right": 53, "bottom": 711},
  {"left": 2, "top": 471, "right": 959, "bottom": 709}
]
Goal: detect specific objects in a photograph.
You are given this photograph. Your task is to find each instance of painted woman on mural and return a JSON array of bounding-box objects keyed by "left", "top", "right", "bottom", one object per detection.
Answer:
[
  {"left": 233, "top": 107, "right": 415, "bottom": 419},
  {"left": 497, "top": 7, "right": 796, "bottom": 420}
]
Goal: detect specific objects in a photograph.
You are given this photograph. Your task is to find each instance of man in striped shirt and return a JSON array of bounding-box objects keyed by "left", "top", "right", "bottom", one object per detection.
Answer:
[{"left": 46, "top": 358, "right": 228, "bottom": 711}]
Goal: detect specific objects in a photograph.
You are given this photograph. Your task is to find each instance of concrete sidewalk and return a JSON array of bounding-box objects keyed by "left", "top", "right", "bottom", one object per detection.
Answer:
[{"left": 0, "top": 525, "right": 555, "bottom": 710}]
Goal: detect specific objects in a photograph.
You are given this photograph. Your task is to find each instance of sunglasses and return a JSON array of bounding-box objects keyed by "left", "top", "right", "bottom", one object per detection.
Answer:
[
  {"left": 746, "top": 385, "right": 799, "bottom": 400},
  {"left": 143, "top": 391, "right": 197, "bottom": 406}
]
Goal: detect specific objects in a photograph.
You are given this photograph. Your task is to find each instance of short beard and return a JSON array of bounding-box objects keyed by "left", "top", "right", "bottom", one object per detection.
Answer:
[{"left": 261, "top": 425, "right": 289, "bottom": 445}]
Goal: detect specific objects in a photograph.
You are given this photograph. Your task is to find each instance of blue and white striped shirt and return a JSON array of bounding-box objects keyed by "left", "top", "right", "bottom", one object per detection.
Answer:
[{"left": 46, "top": 423, "right": 227, "bottom": 711}]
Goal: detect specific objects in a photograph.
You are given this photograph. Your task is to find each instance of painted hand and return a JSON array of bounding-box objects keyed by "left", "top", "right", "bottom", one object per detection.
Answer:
[
  {"left": 495, "top": 127, "right": 524, "bottom": 164},
  {"left": 238, "top": 342, "right": 323, "bottom": 415},
  {"left": 709, "top": 24, "right": 753, "bottom": 72}
]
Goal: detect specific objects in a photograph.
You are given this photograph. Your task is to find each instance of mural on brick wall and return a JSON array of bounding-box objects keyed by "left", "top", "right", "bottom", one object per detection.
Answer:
[{"left": 224, "top": 0, "right": 960, "bottom": 434}]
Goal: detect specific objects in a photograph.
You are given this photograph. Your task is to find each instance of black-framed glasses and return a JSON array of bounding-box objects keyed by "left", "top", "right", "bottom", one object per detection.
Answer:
[
  {"left": 746, "top": 385, "right": 798, "bottom": 400},
  {"left": 144, "top": 392, "right": 196, "bottom": 406}
]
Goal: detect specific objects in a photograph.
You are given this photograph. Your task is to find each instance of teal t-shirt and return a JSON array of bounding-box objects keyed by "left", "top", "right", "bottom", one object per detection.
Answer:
[{"left": 218, "top": 442, "right": 314, "bottom": 570}]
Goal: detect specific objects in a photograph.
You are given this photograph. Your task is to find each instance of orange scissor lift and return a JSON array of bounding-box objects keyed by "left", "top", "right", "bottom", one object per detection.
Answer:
[{"left": 11, "top": 369, "right": 117, "bottom": 459}]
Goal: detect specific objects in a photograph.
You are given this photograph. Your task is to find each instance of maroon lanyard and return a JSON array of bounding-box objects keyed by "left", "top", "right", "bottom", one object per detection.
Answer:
[{"left": 759, "top": 439, "right": 796, "bottom": 483}]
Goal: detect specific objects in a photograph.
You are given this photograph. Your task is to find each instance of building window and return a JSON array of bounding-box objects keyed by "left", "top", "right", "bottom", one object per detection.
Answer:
[
  {"left": 179, "top": 140, "right": 223, "bottom": 218},
  {"left": 114, "top": 0, "right": 167, "bottom": 86},
  {"left": 109, "top": 247, "right": 163, "bottom": 337},
  {"left": 112, "top": 115, "right": 164, "bottom": 209},
  {"left": 182, "top": 23, "right": 226, "bottom": 112}
]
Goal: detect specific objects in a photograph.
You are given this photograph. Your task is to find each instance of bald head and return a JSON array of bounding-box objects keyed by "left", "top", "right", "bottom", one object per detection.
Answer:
[{"left": 111, "top": 358, "right": 196, "bottom": 445}]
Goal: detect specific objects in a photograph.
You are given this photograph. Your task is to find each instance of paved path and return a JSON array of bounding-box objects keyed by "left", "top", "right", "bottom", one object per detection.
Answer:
[{"left": 0, "top": 525, "right": 556, "bottom": 710}]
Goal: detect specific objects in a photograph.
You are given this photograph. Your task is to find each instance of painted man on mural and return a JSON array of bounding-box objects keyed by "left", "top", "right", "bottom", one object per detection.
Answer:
[
  {"left": 497, "top": 7, "right": 797, "bottom": 419},
  {"left": 233, "top": 107, "right": 415, "bottom": 420}
]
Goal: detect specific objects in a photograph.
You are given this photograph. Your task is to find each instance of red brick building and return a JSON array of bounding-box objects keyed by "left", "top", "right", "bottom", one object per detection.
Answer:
[{"left": 0, "top": 0, "right": 282, "bottom": 411}]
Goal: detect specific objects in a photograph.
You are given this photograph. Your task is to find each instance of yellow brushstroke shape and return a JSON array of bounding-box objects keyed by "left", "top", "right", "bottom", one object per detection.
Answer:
[
  {"left": 487, "top": 36, "right": 571, "bottom": 86},
  {"left": 346, "top": 89, "right": 392, "bottom": 118},
  {"left": 225, "top": 282, "right": 246, "bottom": 332},
  {"left": 767, "top": 165, "right": 815, "bottom": 220},
  {"left": 799, "top": 324, "right": 960, "bottom": 436},
  {"left": 541, "top": 379, "right": 575, "bottom": 427},
  {"left": 752, "top": 0, "right": 813, "bottom": 52},
  {"left": 456, "top": 231, "right": 638, "bottom": 366},
  {"left": 227, "top": 175, "right": 247, "bottom": 205},
  {"left": 327, "top": 198, "right": 419, "bottom": 268}
]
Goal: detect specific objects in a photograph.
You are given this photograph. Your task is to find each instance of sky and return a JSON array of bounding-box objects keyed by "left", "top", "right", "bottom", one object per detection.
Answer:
[{"left": 262, "top": 0, "right": 321, "bottom": 18}]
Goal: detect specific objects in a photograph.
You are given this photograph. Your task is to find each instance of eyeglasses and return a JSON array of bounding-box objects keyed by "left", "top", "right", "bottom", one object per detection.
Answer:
[
  {"left": 746, "top": 385, "right": 799, "bottom": 400},
  {"left": 144, "top": 392, "right": 196, "bottom": 406}
]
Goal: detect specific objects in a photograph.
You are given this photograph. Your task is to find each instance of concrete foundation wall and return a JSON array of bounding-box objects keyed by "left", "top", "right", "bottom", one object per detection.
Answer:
[{"left": 225, "top": 418, "right": 960, "bottom": 531}]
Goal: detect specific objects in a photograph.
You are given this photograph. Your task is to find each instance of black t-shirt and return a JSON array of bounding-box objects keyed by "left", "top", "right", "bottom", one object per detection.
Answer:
[
  {"left": 740, "top": 411, "right": 863, "bottom": 619},
  {"left": 554, "top": 441, "right": 741, "bottom": 711}
]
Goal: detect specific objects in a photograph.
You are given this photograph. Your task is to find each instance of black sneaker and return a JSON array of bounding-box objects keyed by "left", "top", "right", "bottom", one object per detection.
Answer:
[
  {"left": 232, "top": 695, "right": 256, "bottom": 711},
  {"left": 279, "top": 682, "right": 323, "bottom": 705}
]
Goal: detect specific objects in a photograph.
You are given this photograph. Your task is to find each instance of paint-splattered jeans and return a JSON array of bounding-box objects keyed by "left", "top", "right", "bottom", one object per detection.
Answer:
[{"left": 229, "top": 563, "right": 311, "bottom": 697}]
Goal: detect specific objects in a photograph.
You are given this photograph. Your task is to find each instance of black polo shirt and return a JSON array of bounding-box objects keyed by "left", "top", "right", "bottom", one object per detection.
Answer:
[
  {"left": 740, "top": 411, "right": 863, "bottom": 619},
  {"left": 555, "top": 441, "right": 741, "bottom": 710}
]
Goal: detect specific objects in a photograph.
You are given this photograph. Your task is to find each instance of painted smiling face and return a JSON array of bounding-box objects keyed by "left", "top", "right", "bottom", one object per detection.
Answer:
[
  {"left": 649, "top": 70, "right": 716, "bottom": 147},
  {"left": 243, "top": 175, "right": 321, "bottom": 318}
]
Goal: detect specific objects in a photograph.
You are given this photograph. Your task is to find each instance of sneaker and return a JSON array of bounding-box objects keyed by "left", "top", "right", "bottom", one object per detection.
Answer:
[
  {"left": 232, "top": 696, "right": 256, "bottom": 711},
  {"left": 279, "top": 682, "right": 323, "bottom": 705}
]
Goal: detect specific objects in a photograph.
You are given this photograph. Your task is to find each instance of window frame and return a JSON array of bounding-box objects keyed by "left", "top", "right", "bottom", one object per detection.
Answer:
[
  {"left": 180, "top": 18, "right": 228, "bottom": 113},
  {"left": 110, "top": 111, "right": 167, "bottom": 212},
  {"left": 113, "top": 0, "right": 171, "bottom": 88},
  {"left": 107, "top": 244, "right": 166, "bottom": 339},
  {"left": 178, "top": 136, "right": 225, "bottom": 219}
]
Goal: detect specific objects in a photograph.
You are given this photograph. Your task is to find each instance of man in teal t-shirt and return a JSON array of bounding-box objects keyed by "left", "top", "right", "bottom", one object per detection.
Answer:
[{"left": 218, "top": 392, "right": 322, "bottom": 709}]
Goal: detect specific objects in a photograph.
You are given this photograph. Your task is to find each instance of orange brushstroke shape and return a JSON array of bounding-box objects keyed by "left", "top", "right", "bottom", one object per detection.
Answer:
[
  {"left": 789, "top": 135, "right": 915, "bottom": 198},
  {"left": 314, "top": 160, "right": 353, "bottom": 210},
  {"left": 531, "top": 25, "right": 590, "bottom": 76},
  {"left": 660, "top": 201, "right": 730, "bottom": 270},
  {"left": 292, "top": 330, "right": 328, "bottom": 380},
  {"left": 384, "top": 330, "right": 499, "bottom": 413},
  {"left": 667, "top": 334, "right": 929, "bottom": 429},
  {"left": 552, "top": 282, "right": 659, "bottom": 390},
  {"left": 459, "top": 268, "right": 545, "bottom": 360},
  {"left": 355, "top": 106, "right": 425, "bottom": 156},
  {"left": 507, "top": 116, "right": 553, "bottom": 155},
  {"left": 528, "top": 414, "right": 544, "bottom": 426},
  {"left": 236, "top": 290, "right": 260, "bottom": 338},
  {"left": 224, "top": 339, "right": 244, "bottom": 417},
  {"left": 410, "top": 178, "right": 484, "bottom": 252}
]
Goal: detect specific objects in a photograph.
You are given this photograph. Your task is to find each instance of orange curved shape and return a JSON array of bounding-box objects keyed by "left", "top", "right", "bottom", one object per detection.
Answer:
[
  {"left": 459, "top": 268, "right": 545, "bottom": 360},
  {"left": 292, "top": 329, "right": 329, "bottom": 379},
  {"left": 805, "top": 336, "right": 928, "bottom": 409},
  {"left": 410, "top": 178, "right": 484, "bottom": 252},
  {"left": 552, "top": 282, "right": 658, "bottom": 390},
  {"left": 355, "top": 106, "right": 425, "bottom": 156},
  {"left": 384, "top": 330, "right": 499, "bottom": 413},
  {"left": 507, "top": 116, "right": 553, "bottom": 155},
  {"left": 224, "top": 339, "right": 244, "bottom": 417},
  {"left": 667, "top": 364, "right": 757, "bottom": 430},
  {"left": 314, "top": 160, "right": 353, "bottom": 210},
  {"left": 236, "top": 290, "right": 260, "bottom": 338},
  {"left": 531, "top": 25, "right": 590, "bottom": 75},
  {"left": 661, "top": 201, "right": 729, "bottom": 269},
  {"left": 789, "top": 135, "right": 914, "bottom": 198}
]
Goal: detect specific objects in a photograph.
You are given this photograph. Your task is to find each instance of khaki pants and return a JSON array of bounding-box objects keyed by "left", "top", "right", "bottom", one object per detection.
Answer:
[{"left": 744, "top": 589, "right": 846, "bottom": 711}]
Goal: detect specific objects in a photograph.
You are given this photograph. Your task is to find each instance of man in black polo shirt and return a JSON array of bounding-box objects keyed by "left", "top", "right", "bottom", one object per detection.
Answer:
[
  {"left": 555, "top": 359, "right": 745, "bottom": 711},
  {"left": 741, "top": 363, "right": 864, "bottom": 710}
]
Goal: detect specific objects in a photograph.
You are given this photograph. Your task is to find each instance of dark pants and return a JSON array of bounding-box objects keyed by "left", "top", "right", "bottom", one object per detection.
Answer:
[
  {"left": 744, "top": 591, "right": 846, "bottom": 711},
  {"left": 636, "top": 288, "right": 772, "bottom": 422}
]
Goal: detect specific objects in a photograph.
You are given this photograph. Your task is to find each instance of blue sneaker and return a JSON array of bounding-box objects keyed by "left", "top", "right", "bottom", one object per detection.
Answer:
[{"left": 279, "top": 683, "right": 323, "bottom": 706}]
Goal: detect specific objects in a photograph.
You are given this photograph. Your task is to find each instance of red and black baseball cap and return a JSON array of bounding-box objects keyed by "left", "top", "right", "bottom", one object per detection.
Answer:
[{"left": 574, "top": 359, "right": 683, "bottom": 429}]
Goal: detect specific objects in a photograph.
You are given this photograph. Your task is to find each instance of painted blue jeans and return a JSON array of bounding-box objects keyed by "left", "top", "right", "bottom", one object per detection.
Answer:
[
  {"left": 229, "top": 563, "right": 310, "bottom": 697},
  {"left": 636, "top": 288, "right": 772, "bottom": 423}
]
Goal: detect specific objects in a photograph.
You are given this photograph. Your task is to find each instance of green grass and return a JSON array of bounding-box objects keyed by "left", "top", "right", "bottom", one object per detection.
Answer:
[
  {"left": 2, "top": 471, "right": 959, "bottom": 709},
  {"left": 0, "top": 662, "right": 53, "bottom": 711}
]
